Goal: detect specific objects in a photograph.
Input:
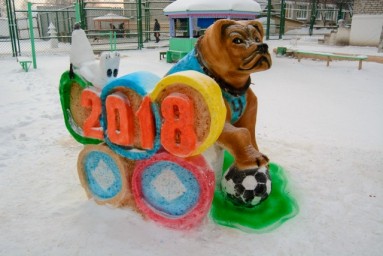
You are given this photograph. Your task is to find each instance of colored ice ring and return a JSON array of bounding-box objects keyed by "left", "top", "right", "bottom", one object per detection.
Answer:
[
  {"left": 132, "top": 152, "right": 215, "bottom": 230},
  {"left": 59, "top": 71, "right": 101, "bottom": 144},
  {"left": 77, "top": 144, "right": 134, "bottom": 206},
  {"left": 100, "top": 71, "right": 162, "bottom": 160},
  {"left": 150, "top": 70, "right": 226, "bottom": 157}
]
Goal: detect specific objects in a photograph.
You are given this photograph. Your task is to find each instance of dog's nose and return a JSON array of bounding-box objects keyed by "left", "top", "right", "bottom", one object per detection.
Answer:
[{"left": 257, "top": 43, "right": 269, "bottom": 54}]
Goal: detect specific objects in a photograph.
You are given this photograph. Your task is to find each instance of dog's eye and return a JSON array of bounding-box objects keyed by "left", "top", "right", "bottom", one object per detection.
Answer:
[
  {"left": 255, "top": 37, "right": 261, "bottom": 43},
  {"left": 233, "top": 38, "right": 244, "bottom": 44}
]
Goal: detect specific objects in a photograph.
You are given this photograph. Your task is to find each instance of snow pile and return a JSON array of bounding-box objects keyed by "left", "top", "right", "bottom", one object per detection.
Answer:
[
  {"left": 0, "top": 39, "right": 382, "bottom": 255},
  {"left": 164, "top": 0, "right": 261, "bottom": 14}
]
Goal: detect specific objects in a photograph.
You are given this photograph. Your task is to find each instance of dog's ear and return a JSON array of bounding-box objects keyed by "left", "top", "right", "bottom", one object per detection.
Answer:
[
  {"left": 246, "top": 20, "right": 265, "bottom": 39},
  {"left": 204, "top": 19, "right": 237, "bottom": 42},
  {"left": 215, "top": 19, "right": 238, "bottom": 38},
  {"left": 199, "top": 19, "right": 237, "bottom": 54}
]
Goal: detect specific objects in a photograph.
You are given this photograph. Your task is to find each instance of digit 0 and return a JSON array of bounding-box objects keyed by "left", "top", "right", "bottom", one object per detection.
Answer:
[
  {"left": 160, "top": 92, "right": 197, "bottom": 157},
  {"left": 105, "top": 93, "right": 134, "bottom": 146}
]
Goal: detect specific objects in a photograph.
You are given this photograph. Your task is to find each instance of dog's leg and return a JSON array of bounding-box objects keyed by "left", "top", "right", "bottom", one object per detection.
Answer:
[
  {"left": 217, "top": 90, "right": 269, "bottom": 169},
  {"left": 235, "top": 90, "right": 259, "bottom": 150},
  {"left": 217, "top": 123, "right": 268, "bottom": 169}
]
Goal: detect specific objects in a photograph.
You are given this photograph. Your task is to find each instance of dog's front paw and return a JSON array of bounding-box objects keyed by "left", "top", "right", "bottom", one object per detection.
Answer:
[
  {"left": 255, "top": 152, "right": 269, "bottom": 168},
  {"left": 236, "top": 148, "right": 269, "bottom": 169}
]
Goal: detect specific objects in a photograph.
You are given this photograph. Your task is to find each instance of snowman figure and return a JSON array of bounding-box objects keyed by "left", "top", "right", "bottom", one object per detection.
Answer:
[{"left": 69, "top": 23, "right": 120, "bottom": 89}]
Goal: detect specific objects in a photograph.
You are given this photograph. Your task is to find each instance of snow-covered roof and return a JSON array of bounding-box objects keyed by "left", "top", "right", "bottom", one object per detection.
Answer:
[
  {"left": 93, "top": 13, "right": 129, "bottom": 21},
  {"left": 164, "top": 0, "right": 262, "bottom": 18}
]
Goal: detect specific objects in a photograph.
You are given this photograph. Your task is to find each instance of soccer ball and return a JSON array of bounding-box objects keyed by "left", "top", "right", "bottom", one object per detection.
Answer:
[{"left": 221, "top": 165, "right": 272, "bottom": 207}]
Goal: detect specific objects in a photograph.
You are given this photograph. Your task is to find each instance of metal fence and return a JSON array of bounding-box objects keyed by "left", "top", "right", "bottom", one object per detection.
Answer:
[
  {"left": 81, "top": 1, "right": 172, "bottom": 53},
  {"left": 261, "top": 1, "right": 352, "bottom": 40},
  {"left": 1, "top": 0, "right": 172, "bottom": 58},
  {"left": 2, "top": 0, "right": 77, "bottom": 57},
  {"left": 1, "top": 0, "right": 353, "bottom": 58}
]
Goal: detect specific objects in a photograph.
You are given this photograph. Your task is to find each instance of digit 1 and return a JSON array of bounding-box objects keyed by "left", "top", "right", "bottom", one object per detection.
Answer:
[
  {"left": 81, "top": 88, "right": 103, "bottom": 140},
  {"left": 105, "top": 93, "right": 134, "bottom": 146},
  {"left": 160, "top": 92, "right": 197, "bottom": 157},
  {"left": 136, "top": 96, "right": 155, "bottom": 150}
]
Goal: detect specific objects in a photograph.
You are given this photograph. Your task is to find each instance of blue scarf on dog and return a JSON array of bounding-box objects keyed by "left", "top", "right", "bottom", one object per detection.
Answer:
[{"left": 166, "top": 49, "right": 247, "bottom": 124}]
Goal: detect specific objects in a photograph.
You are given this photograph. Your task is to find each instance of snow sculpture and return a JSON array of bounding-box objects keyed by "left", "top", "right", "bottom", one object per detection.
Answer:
[
  {"left": 47, "top": 22, "right": 58, "bottom": 48},
  {"left": 60, "top": 63, "right": 225, "bottom": 229},
  {"left": 70, "top": 25, "right": 120, "bottom": 89},
  {"left": 166, "top": 19, "right": 272, "bottom": 206},
  {"left": 59, "top": 20, "right": 298, "bottom": 232}
]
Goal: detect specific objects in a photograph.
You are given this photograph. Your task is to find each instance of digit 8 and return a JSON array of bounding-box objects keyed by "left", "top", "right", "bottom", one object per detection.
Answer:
[
  {"left": 160, "top": 92, "right": 197, "bottom": 157},
  {"left": 150, "top": 71, "right": 226, "bottom": 157}
]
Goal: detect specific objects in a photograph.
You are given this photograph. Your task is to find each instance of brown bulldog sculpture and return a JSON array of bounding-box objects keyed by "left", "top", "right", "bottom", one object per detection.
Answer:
[
  {"left": 167, "top": 19, "right": 272, "bottom": 170},
  {"left": 166, "top": 19, "right": 272, "bottom": 206}
]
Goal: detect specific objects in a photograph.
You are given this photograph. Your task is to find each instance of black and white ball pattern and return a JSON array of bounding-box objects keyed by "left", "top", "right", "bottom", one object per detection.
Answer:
[{"left": 221, "top": 165, "right": 272, "bottom": 207}]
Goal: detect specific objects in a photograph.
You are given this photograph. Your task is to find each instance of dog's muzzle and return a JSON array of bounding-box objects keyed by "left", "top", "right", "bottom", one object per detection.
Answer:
[{"left": 257, "top": 43, "right": 269, "bottom": 54}]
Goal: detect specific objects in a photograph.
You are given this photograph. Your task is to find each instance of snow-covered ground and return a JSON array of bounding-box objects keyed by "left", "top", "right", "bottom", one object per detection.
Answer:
[{"left": 1, "top": 38, "right": 382, "bottom": 256}]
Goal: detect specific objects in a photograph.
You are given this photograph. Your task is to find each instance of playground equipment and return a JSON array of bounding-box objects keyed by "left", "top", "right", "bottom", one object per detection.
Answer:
[
  {"left": 165, "top": 37, "right": 197, "bottom": 63},
  {"left": 17, "top": 57, "right": 32, "bottom": 72},
  {"left": 294, "top": 50, "right": 368, "bottom": 70},
  {"left": 15, "top": 2, "right": 36, "bottom": 72}
]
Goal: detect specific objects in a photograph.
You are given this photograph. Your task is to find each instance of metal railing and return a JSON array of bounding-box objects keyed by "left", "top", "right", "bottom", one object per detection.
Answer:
[{"left": 1, "top": 0, "right": 172, "bottom": 58}]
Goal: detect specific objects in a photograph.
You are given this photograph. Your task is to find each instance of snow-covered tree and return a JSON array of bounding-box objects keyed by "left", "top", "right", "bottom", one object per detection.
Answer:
[{"left": 48, "top": 22, "right": 58, "bottom": 48}]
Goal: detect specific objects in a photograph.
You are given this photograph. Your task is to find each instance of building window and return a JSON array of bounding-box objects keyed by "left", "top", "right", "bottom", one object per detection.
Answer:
[
  {"left": 324, "top": 4, "right": 337, "bottom": 21},
  {"left": 317, "top": 4, "right": 337, "bottom": 21},
  {"left": 285, "top": 1, "right": 309, "bottom": 20},
  {"left": 285, "top": 2, "right": 294, "bottom": 19},
  {"left": 296, "top": 3, "right": 309, "bottom": 20}
]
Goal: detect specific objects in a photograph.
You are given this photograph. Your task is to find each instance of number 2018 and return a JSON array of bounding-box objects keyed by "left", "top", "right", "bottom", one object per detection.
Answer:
[{"left": 81, "top": 88, "right": 197, "bottom": 158}]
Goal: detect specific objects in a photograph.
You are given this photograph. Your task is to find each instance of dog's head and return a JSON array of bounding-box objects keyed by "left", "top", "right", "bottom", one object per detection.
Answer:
[{"left": 198, "top": 19, "right": 271, "bottom": 87}]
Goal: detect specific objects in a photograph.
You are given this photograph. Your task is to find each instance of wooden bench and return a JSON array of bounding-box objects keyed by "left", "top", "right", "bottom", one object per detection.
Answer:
[
  {"left": 166, "top": 38, "right": 198, "bottom": 63},
  {"left": 166, "top": 50, "right": 188, "bottom": 62},
  {"left": 17, "top": 57, "right": 32, "bottom": 72},
  {"left": 159, "top": 51, "right": 166, "bottom": 60},
  {"left": 295, "top": 50, "right": 368, "bottom": 70}
]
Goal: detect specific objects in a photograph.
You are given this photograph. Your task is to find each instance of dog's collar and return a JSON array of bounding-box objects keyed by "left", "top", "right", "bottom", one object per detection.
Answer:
[{"left": 195, "top": 43, "right": 251, "bottom": 96}]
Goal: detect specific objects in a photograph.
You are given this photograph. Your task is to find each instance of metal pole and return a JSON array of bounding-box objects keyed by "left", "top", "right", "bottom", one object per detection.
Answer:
[
  {"left": 169, "top": 18, "right": 175, "bottom": 37},
  {"left": 114, "top": 31, "right": 117, "bottom": 51},
  {"left": 189, "top": 16, "right": 193, "bottom": 38},
  {"left": 309, "top": 0, "right": 318, "bottom": 36},
  {"left": 62, "top": 11, "right": 67, "bottom": 38},
  {"left": 266, "top": 0, "right": 271, "bottom": 40},
  {"left": 75, "top": 1, "right": 81, "bottom": 24},
  {"left": 56, "top": 13, "right": 60, "bottom": 35},
  {"left": 144, "top": 1, "right": 150, "bottom": 42},
  {"left": 5, "top": 0, "right": 17, "bottom": 56},
  {"left": 109, "top": 31, "right": 112, "bottom": 51},
  {"left": 79, "top": 0, "right": 87, "bottom": 30},
  {"left": 279, "top": 0, "right": 286, "bottom": 39},
  {"left": 12, "top": 0, "right": 21, "bottom": 55},
  {"left": 109, "top": 31, "right": 117, "bottom": 51},
  {"left": 337, "top": 3, "right": 343, "bottom": 21},
  {"left": 27, "top": 2, "right": 37, "bottom": 69},
  {"left": 137, "top": 0, "right": 143, "bottom": 49}
]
